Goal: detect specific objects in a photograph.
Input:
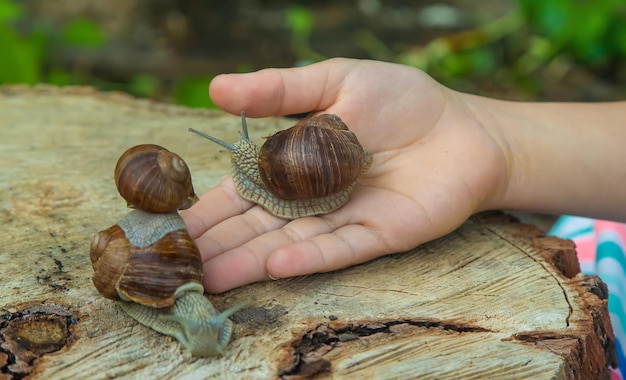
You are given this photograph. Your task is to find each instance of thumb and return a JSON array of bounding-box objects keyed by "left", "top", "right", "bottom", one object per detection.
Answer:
[{"left": 208, "top": 58, "right": 358, "bottom": 118}]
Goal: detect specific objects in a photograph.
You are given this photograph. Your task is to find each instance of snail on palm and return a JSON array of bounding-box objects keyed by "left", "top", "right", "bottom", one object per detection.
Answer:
[
  {"left": 189, "top": 113, "right": 373, "bottom": 219},
  {"left": 90, "top": 144, "right": 246, "bottom": 357}
]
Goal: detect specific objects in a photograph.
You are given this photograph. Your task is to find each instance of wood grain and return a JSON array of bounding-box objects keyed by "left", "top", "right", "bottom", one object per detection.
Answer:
[{"left": 0, "top": 85, "right": 615, "bottom": 379}]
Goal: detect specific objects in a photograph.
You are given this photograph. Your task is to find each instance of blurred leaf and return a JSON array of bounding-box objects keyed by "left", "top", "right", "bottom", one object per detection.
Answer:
[
  {"left": 46, "top": 67, "right": 73, "bottom": 86},
  {"left": 518, "top": 0, "right": 568, "bottom": 38},
  {"left": 60, "top": 18, "right": 105, "bottom": 48},
  {"left": 517, "top": 0, "right": 626, "bottom": 64},
  {"left": 0, "top": 0, "right": 22, "bottom": 24},
  {"left": 235, "top": 63, "right": 254, "bottom": 73},
  {"left": 285, "top": 5, "right": 324, "bottom": 62},
  {"left": 0, "top": 25, "right": 40, "bottom": 84},
  {"left": 129, "top": 74, "right": 160, "bottom": 98},
  {"left": 609, "top": 19, "right": 626, "bottom": 57},
  {"left": 397, "top": 48, "right": 429, "bottom": 71},
  {"left": 174, "top": 77, "right": 216, "bottom": 109},
  {"left": 514, "top": 36, "right": 555, "bottom": 74},
  {"left": 286, "top": 6, "right": 314, "bottom": 39},
  {"left": 355, "top": 29, "right": 395, "bottom": 61},
  {"left": 430, "top": 45, "right": 497, "bottom": 80},
  {"left": 565, "top": 3, "right": 610, "bottom": 63},
  {"left": 468, "top": 48, "right": 497, "bottom": 75}
]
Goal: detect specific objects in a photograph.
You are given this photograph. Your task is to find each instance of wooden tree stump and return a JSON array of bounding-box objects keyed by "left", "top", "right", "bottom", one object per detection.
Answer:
[{"left": 0, "top": 86, "right": 616, "bottom": 379}]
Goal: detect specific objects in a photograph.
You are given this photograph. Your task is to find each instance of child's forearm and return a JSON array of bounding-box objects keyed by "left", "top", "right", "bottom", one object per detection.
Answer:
[{"left": 469, "top": 96, "right": 626, "bottom": 222}]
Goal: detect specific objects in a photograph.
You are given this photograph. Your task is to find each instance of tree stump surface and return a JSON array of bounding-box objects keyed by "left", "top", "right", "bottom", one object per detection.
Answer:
[{"left": 0, "top": 85, "right": 617, "bottom": 379}]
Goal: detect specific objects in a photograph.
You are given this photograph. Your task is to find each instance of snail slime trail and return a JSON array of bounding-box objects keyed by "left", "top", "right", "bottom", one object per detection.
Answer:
[
  {"left": 189, "top": 112, "right": 373, "bottom": 219},
  {"left": 90, "top": 144, "right": 246, "bottom": 357}
]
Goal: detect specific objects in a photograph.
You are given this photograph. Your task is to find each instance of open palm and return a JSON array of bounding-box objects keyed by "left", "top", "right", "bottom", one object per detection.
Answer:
[{"left": 182, "top": 58, "right": 507, "bottom": 293}]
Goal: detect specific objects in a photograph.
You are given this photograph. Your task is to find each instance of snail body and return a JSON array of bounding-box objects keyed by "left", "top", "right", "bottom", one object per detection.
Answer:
[
  {"left": 118, "top": 278, "right": 246, "bottom": 357},
  {"left": 90, "top": 144, "right": 244, "bottom": 357},
  {"left": 189, "top": 113, "right": 372, "bottom": 219}
]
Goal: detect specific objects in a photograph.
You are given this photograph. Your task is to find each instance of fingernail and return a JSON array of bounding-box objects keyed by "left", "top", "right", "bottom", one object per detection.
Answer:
[{"left": 268, "top": 272, "right": 280, "bottom": 281}]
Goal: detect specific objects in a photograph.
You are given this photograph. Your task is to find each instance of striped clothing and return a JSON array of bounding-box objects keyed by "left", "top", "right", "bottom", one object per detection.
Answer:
[{"left": 550, "top": 216, "right": 626, "bottom": 379}]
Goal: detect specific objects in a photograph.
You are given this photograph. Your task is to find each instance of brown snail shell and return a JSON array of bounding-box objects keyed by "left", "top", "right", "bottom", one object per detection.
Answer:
[
  {"left": 89, "top": 210, "right": 246, "bottom": 356},
  {"left": 89, "top": 210, "right": 203, "bottom": 308},
  {"left": 258, "top": 114, "right": 370, "bottom": 201},
  {"left": 189, "top": 113, "right": 372, "bottom": 219},
  {"left": 115, "top": 144, "right": 198, "bottom": 213}
]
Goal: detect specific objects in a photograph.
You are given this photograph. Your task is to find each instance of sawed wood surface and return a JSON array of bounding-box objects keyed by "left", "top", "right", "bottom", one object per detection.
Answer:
[{"left": 0, "top": 86, "right": 616, "bottom": 379}]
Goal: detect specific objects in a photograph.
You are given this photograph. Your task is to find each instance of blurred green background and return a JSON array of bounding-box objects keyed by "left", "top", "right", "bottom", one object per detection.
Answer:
[{"left": 1, "top": 0, "right": 625, "bottom": 108}]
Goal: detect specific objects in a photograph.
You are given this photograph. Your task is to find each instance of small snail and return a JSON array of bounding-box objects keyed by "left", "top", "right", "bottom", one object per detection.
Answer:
[
  {"left": 189, "top": 113, "right": 372, "bottom": 219},
  {"left": 114, "top": 144, "right": 198, "bottom": 212},
  {"left": 90, "top": 144, "right": 246, "bottom": 357}
]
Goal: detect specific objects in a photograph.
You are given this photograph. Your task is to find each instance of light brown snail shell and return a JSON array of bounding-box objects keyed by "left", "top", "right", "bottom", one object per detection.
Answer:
[
  {"left": 189, "top": 113, "right": 372, "bottom": 219},
  {"left": 115, "top": 144, "right": 198, "bottom": 213},
  {"left": 89, "top": 210, "right": 203, "bottom": 308}
]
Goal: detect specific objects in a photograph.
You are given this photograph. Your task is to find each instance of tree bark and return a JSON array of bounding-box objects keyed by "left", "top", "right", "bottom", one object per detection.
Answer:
[{"left": 0, "top": 85, "right": 616, "bottom": 379}]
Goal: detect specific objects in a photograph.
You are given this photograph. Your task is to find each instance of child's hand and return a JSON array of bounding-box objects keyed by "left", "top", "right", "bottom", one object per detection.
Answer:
[{"left": 182, "top": 58, "right": 509, "bottom": 293}]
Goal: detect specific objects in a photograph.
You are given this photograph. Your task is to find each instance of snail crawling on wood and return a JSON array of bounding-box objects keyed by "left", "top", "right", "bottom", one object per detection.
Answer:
[
  {"left": 189, "top": 113, "right": 373, "bottom": 219},
  {"left": 89, "top": 144, "right": 246, "bottom": 357}
]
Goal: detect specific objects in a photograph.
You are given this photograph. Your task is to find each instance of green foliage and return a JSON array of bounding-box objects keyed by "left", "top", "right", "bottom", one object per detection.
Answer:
[
  {"left": 59, "top": 18, "right": 106, "bottom": 48},
  {"left": 129, "top": 74, "right": 161, "bottom": 99},
  {"left": 285, "top": 5, "right": 324, "bottom": 62},
  {"left": 436, "top": 48, "right": 497, "bottom": 79},
  {"left": 0, "top": 0, "right": 220, "bottom": 109},
  {"left": 518, "top": 0, "right": 626, "bottom": 64},
  {"left": 46, "top": 67, "right": 73, "bottom": 86},
  {"left": 0, "top": 0, "right": 105, "bottom": 85},
  {"left": 2, "top": 1, "right": 625, "bottom": 106},
  {"left": 285, "top": 5, "right": 314, "bottom": 40},
  {"left": 0, "top": 0, "right": 20, "bottom": 23},
  {"left": 393, "top": 10, "right": 524, "bottom": 82},
  {"left": 0, "top": 0, "right": 42, "bottom": 84},
  {"left": 387, "top": 0, "right": 626, "bottom": 90},
  {"left": 174, "top": 77, "right": 217, "bottom": 109},
  {"left": 0, "top": 23, "right": 41, "bottom": 84}
]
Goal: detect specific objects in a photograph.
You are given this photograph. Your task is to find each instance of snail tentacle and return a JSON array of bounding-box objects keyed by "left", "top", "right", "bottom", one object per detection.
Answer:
[{"left": 188, "top": 128, "right": 237, "bottom": 151}]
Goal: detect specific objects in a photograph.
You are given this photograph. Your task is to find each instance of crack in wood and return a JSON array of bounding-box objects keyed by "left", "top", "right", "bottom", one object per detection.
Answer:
[
  {"left": 320, "top": 284, "right": 422, "bottom": 297},
  {"left": 278, "top": 319, "right": 491, "bottom": 379},
  {"left": 482, "top": 223, "right": 575, "bottom": 328}
]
